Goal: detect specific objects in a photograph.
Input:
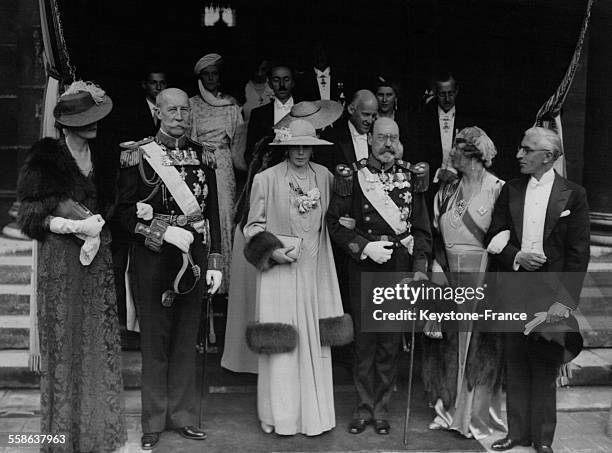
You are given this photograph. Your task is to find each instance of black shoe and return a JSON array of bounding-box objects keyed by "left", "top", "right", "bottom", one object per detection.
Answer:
[
  {"left": 535, "top": 446, "right": 554, "bottom": 453},
  {"left": 177, "top": 426, "right": 207, "bottom": 440},
  {"left": 374, "top": 419, "right": 391, "bottom": 435},
  {"left": 141, "top": 432, "right": 160, "bottom": 450},
  {"left": 348, "top": 418, "right": 370, "bottom": 434},
  {"left": 491, "top": 437, "right": 531, "bottom": 451}
]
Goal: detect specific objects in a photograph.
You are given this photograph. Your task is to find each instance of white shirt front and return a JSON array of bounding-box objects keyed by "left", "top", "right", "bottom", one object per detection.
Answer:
[
  {"left": 521, "top": 167, "right": 555, "bottom": 255},
  {"left": 315, "top": 67, "right": 331, "bottom": 100},
  {"left": 348, "top": 121, "right": 369, "bottom": 161},
  {"left": 146, "top": 99, "right": 157, "bottom": 119},
  {"left": 273, "top": 97, "right": 294, "bottom": 125},
  {"left": 438, "top": 106, "right": 456, "bottom": 170}
]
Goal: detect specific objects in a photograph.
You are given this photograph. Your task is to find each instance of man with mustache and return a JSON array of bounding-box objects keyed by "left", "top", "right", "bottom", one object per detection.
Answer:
[
  {"left": 315, "top": 89, "right": 378, "bottom": 171},
  {"left": 245, "top": 62, "right": 297, "bottom": 164},
  {"left": 327, "top": 117, "right": 431, "bottom": 436},
  {"left": 486, "top": 127, "right": 589, "bottom": 453},
  {"left": 117, "top": 88, "right": 223, "bottom": 449}
]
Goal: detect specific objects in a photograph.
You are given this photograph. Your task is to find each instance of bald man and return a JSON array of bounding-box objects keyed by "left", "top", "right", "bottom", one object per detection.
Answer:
[
  {"left": 327, "top": 118, "right": 431, "bottom": 435},
  {"left": 117, "top": 88, "right": 222, "bottom": 449},
  {"left": 315, "top": 89, "right": 378, "bottom": 171}
]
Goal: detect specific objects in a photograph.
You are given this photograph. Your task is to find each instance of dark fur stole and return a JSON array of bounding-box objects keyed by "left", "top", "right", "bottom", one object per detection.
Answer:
[{"left": 17, "top": 138, "right": 79, "bottom": 240}]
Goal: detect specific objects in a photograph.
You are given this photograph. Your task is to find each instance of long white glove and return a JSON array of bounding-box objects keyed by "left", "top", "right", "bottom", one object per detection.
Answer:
[
  {"left": 206, "top": 270, "right": 222, "bottom": 294},
  {"left": 162, "top": 226, "right": 194, "bottom": 253},
  {"left": 49, "top": 215, "right": 105, "bottom": 237},
  {"left": 49, "top": 216, "right": 104, "bottom": 265}
]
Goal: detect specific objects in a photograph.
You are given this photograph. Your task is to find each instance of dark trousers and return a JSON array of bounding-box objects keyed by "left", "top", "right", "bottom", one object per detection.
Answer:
[
  {"left": 348, "top": 250, "right": 410, "bottom": 420},
  {"left": 111, "top": 242, "right": 129, "bottom": 328},
  {"left": 504, "top": 332, "right": 561, "bottom": 447},
  {"left": 132, "top": 240, "right": 207, "bottom": 433}
]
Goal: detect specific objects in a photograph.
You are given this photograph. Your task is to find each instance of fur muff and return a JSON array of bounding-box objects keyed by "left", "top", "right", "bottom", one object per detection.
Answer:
[
  {"left": 244, "top": 231, "right": 284, "bottom": 271},
  {"left": 246, "top": 322, "right": 298, "bottom": 354},
  {"left": 319, "top": 314, "right": 354, "bottom": 346}
]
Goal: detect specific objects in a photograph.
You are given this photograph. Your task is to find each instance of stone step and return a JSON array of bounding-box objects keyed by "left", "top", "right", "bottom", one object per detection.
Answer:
[
  {"left": 567, "top": 348, "right": 612, "bottom": 386},
  {"left": 0, "top": 237, "right": 32, "bottom": 257},
  {"left": 576, "top": 313, "right": 612, "bottom": 347},
  {"left": 0, "top": 265, "right": 31, "bottom": 285},
  {"left": 0, "top": 294, "right": 29, "bottom": 315}
]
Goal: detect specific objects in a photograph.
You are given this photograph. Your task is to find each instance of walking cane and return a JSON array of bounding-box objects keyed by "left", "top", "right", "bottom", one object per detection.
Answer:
[
  {"left": 403, "top": 315, "right": 417, "bottom": 445},
  {"left": 196, "top": 286, "right": 213, "bottom": 429}
]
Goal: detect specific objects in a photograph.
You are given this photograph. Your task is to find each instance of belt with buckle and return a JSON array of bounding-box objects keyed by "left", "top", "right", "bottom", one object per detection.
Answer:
[{"left": 153, "top": 213, "right": 204, "bottom": 227}]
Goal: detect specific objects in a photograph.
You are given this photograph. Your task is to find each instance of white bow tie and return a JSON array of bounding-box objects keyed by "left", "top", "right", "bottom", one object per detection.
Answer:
[
  {"left": 315, "top": 67, "right": 330, "bottom": 77},
  {"left": 353, "top": 134, "right": 367, "bottom": 141},
  {"left": 529, "top": 178, "right": 545, "bottom": 188}
]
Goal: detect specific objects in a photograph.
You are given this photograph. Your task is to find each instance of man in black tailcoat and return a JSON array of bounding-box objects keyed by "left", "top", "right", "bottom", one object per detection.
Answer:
[{"left": 486, "top": 127, "right": 589, "bottom": 453}]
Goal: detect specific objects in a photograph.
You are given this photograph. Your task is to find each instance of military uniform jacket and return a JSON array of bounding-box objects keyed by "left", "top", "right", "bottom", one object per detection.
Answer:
[
  {"left": 117, "top": 129, "right": 222, "bottom": 268},
  {"left": 326, "top": 157, "right": 431, "bottom": 273}
]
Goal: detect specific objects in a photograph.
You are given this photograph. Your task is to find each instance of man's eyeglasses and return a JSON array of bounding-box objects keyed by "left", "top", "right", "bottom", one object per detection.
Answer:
[
  {"left": 517, "top": 146, "right": 548, "bottom": 154},
  {"left": 374, "top": 134, "right": 399, "bottom": 143}
]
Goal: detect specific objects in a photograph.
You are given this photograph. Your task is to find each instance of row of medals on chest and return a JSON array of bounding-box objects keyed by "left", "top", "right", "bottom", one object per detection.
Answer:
[
  {"left": 364, "top": 170, "right": 413, "bottom": 222},
  {"left": 160, "top": 145, "right": 208, "bottom": 199}
]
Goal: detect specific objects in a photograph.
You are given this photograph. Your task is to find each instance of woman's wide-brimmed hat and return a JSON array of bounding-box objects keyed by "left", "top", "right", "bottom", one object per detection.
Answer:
[
  {"left": 270, "top": 119, "right": 333, "bottom": 146},
  {"left": 274, "top": 100, "right": 343, "bottom": 129},
  {"left": 53, "top": 81, "right": 113, "bottom": 127}
]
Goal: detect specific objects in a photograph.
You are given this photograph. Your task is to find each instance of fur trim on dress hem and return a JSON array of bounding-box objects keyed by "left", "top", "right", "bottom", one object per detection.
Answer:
[
  {"left": 319, "top": 314, "right": 354, "bottom": 346},
  {"left": 244, "top": 231, "right": 283, "bottom": 271},
  {"left": 246, "top": 322, "right": 298, "bottom": 354}
]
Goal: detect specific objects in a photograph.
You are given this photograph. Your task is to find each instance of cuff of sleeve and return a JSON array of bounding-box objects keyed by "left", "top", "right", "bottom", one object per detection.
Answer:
[
  {"left": 208, "top": 252, "right": 224, "bottom": 271},
  {"left": 513, "top": 252, "right": 521, "bottom": 271},
  {"left": 136, "top": 219, "right": 168, "bottom": 252}
]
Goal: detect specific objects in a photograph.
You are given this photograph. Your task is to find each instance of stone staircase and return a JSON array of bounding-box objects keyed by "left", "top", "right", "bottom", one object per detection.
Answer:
[{"left": 0, "top": 236, "right": 611, "bottom": 389}]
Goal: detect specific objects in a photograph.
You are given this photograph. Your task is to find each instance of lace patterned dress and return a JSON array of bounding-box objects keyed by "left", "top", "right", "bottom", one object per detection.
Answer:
[
  {"left": 190, "top": 95, "right": 243, "bottom": 293},
  {"left": 36, "top": 174, "right": 126, "bottom": 452}
]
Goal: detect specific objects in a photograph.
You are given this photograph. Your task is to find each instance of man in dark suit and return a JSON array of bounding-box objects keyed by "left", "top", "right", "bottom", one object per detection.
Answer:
[
  {"left": 415, "top": 72, "right": 467, "bottom": 211},
  {"left": 245, "top": 63, "right": 296, "bottom": 164},
  {"left": 295, "top": 42, "right": 347, "bottom": 104},
  {"left": 486, "top": 127, "right": 590, "bottom": 453},
  {"left": 316, "top": 89, "right": 378, "bottom": 171},
  {"left": 134, "top": 69, "right": 167, "bottom": 139}
]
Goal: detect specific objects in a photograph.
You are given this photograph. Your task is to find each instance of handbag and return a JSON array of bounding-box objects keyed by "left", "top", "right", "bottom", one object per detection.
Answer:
[{"left": 276, "top": 234, "right": 303, "bottom": 261}]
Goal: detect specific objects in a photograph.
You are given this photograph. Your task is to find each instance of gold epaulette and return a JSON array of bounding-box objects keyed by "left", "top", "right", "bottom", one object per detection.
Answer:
[
  {"left": 119, "top": 137, "right": 153, "bottom": 168},
  {"left": 409, "top": 161, "right": 430, "bottom": 193},
  {"left": 334, "top": 164, "right": 354, "bottom": 196},
  {"left": 201, "top": 143, "right": 217, "bottom": 169}
]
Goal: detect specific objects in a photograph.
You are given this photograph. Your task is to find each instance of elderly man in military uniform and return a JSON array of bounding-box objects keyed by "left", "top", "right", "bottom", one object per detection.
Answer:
[
  {"left": 327, "top": 117, "right": 431, "bottom": 436},
  {"left": 117, "top": 88, "right": 222, "bottom": 449}
]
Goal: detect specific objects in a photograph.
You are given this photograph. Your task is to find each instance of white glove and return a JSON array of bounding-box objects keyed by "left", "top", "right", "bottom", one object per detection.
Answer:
[
  {"left": 162, "top": 226, "right": 194, "bottom": 253},
  {"left": 136, "top": 202, "right": 153, "bottom": 221},
  {"left": 79, "top": 237, "right": 101, "bottom": 266},
  {"left": 363, "top": 241, "right": 394, "bottom": 264},
  {"left": 524, "top": 312, "right": 547, "bottom": 335},
  {"left": 487, "top": 230, "right": 510, "bottom": 254},
  {"left": 49, "top": 215, "right": 104, "bottom": 237},
  {"left": 206, "top": 270, "right": 223, "bottom": 294}
]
